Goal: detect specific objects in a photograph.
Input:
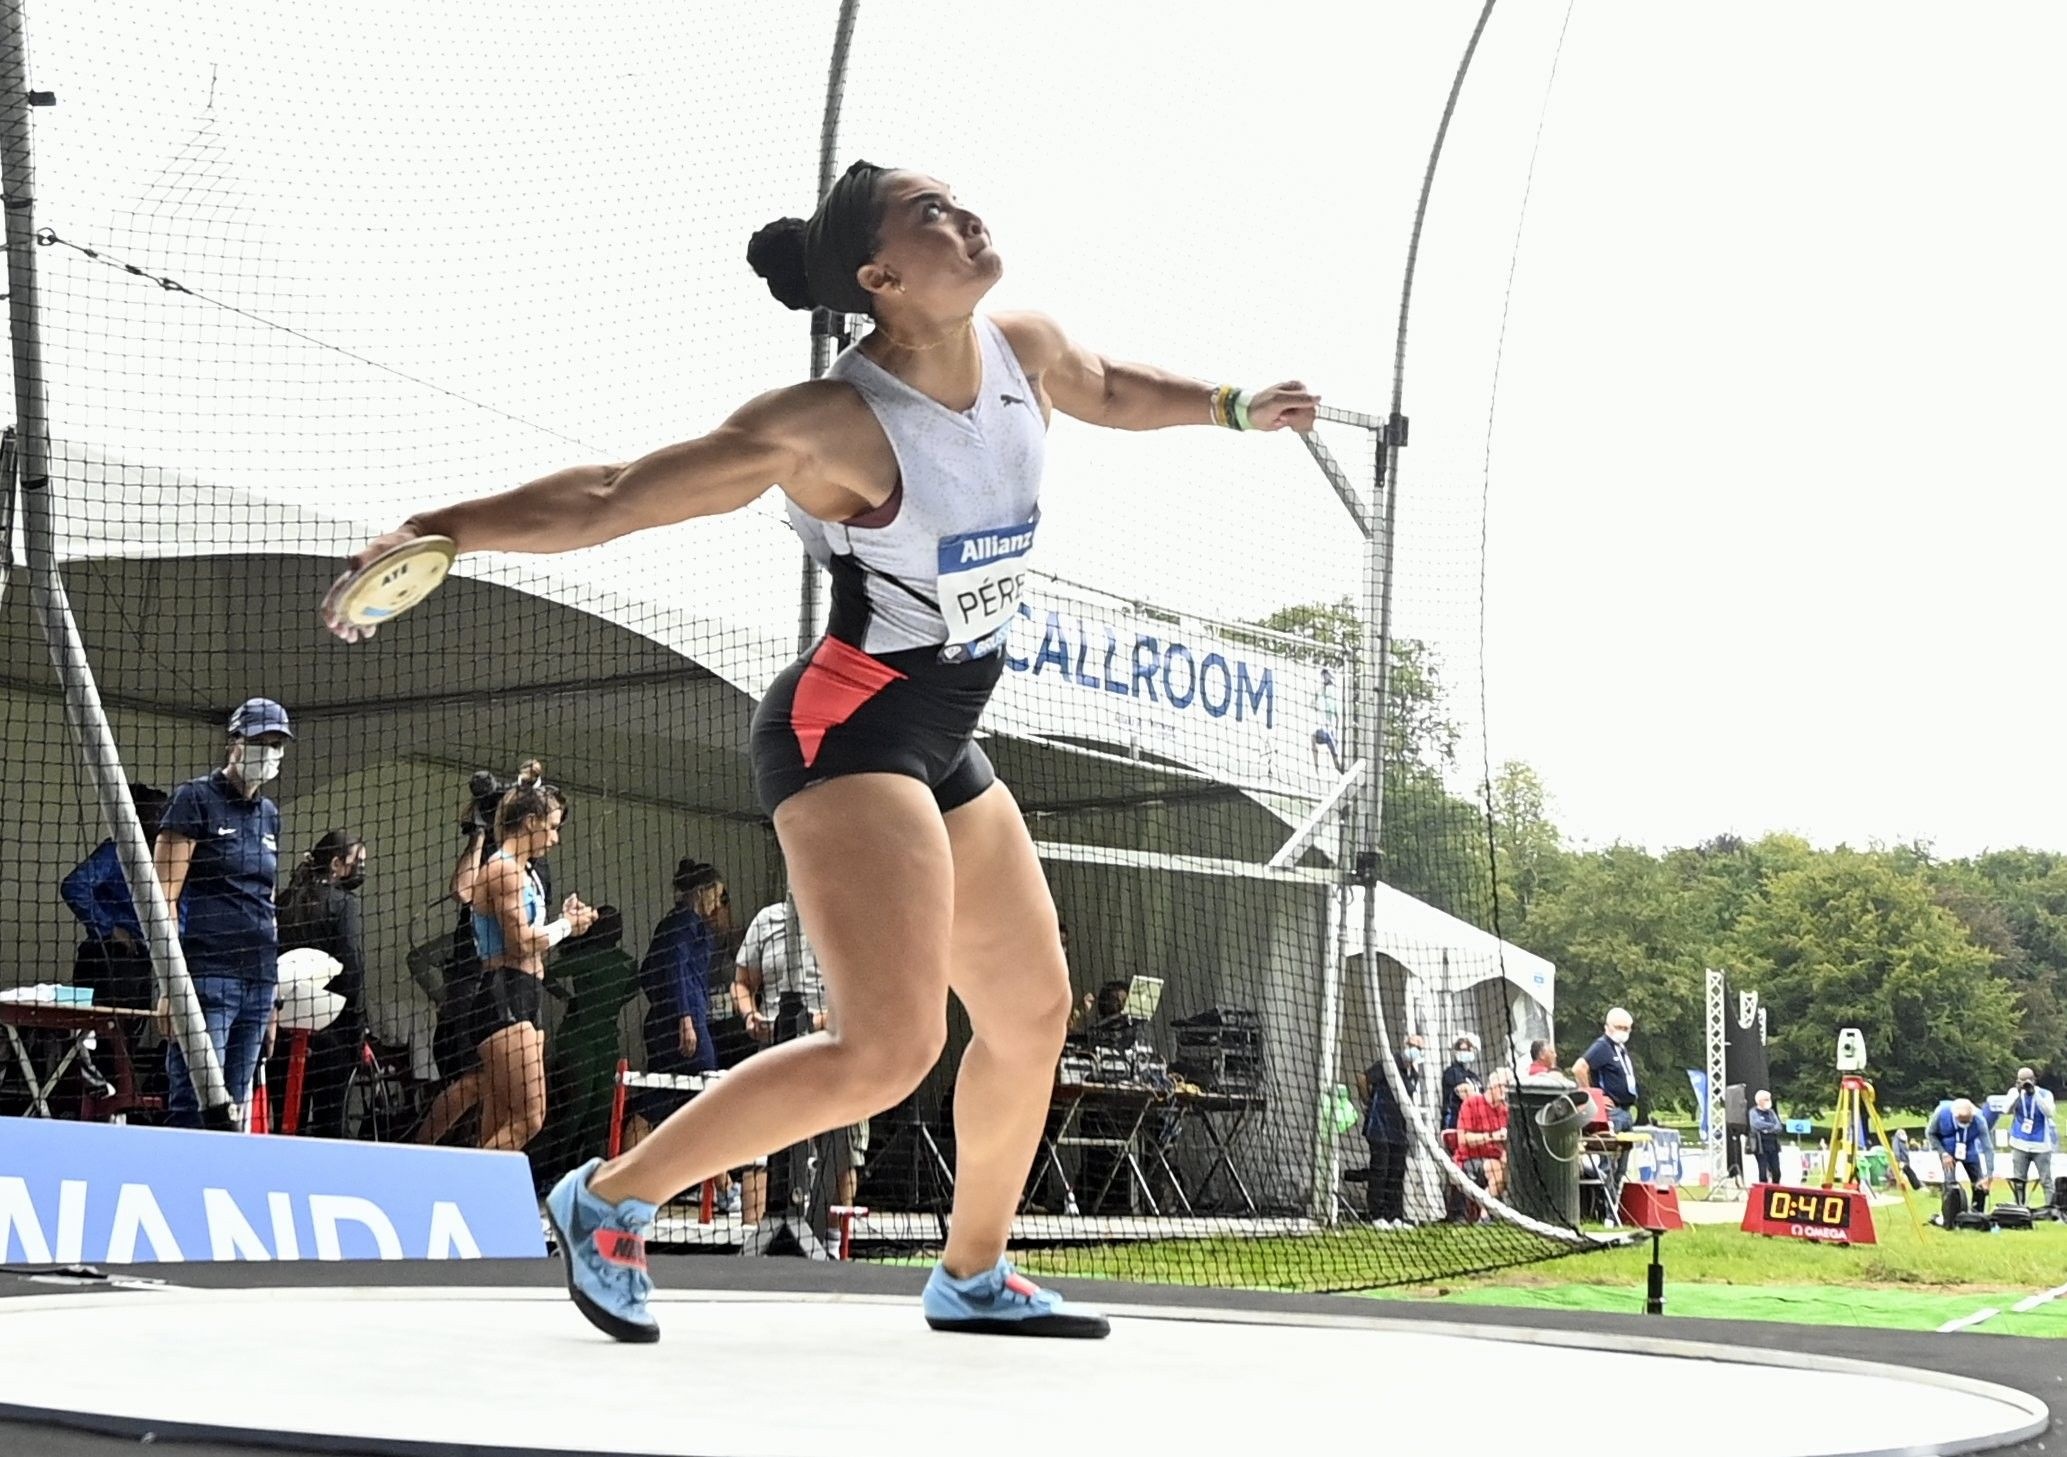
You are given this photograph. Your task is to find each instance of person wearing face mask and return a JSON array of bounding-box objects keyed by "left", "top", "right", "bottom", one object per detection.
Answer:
[
  {"left": 1440, "top": 1035, "right": 1481, "bottom": 1131},
  {"left": 1573, "top": 1008, "right": 1639, "bottom": 1134},
  {"left": 275, "top": 830, "right": 368, "bottom": 1136},
  {"left": 152, "top": 698, "right": 293, "bottom": 1127},
  {"left": 1357, "top": 1034, "right": 1425, "bottom": 1228},
  {"left": 1748, "top": 1089, "right": 1785, "bottom": 1185}
]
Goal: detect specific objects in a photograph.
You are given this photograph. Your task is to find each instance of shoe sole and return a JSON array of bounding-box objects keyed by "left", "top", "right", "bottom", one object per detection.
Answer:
[
  {"left": 544, "top": 1197, "right": 662, "bottom": 1345},
  {"left": 925, "top": 1312, "right": 1111, "bottom": 1339}
]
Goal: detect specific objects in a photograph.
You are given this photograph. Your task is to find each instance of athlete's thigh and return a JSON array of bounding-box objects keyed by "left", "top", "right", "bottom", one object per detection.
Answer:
[
  {"left": 941, "top": 780, "right": 1069, "bottom": 1027},
  {"left": 476, "top": 1025, "right": 530, "bottom": 1112},
  {"left": 774, "top": 772, "right": 958, "bottom": 1042}
]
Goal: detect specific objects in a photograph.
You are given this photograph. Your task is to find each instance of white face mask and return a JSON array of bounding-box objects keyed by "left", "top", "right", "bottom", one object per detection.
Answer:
[
  {"left": 1455, "top": 1049, "right": 1476, "bottom": 1065},
  {"left": 1607, "top": 1029, "right": 1630, "bottom": 1046},
  {"left": 237, "top": 744, "right": 284, "bottom": 788}
]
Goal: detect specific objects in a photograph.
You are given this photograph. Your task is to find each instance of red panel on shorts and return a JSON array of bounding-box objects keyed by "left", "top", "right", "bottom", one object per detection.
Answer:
[{"left": 791, "top": 637, "right": 908, "bottom": 768}]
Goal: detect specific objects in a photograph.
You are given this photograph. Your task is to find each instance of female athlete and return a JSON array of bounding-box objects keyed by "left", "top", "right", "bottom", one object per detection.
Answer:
[{"left": 325, "top": 160, "right": 1317, "bottom": 1342}]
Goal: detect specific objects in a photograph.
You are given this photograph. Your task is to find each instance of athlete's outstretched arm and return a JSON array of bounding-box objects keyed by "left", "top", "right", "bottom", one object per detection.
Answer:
[
  {"left": 994, "top": 311, "right": 1317, "bottom": 434},
  {"left": 323, "top": 385, "right": 868, "bottom": 639}
]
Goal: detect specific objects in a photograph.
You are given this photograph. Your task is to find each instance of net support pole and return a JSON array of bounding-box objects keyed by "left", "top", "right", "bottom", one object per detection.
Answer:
[
  {"left": 0, "top": 3, "right": 231, "bottom": 1120},
  {"left": 755, "top": 0, "right": 861, "bottom": 1260},
  {"left": 1330, "top": 0, "right": 1520, "bottom": 1230},
  {"left": 1705, "top": 967, "right": 1728, "bottom": 1186},
  {"left": 794, "top": 0, "right": 860, "bottom": 653}
]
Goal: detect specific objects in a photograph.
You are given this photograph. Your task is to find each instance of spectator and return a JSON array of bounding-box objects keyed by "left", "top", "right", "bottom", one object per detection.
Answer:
[
  {"left": 1070, "top": 979, "right": 1131, "bottom": 1035},
  {"left": 733, "top": 896, "right": 866, "bottom": 1218},
  {"left": 1526, "top": 1039, "right": 1559, "bottom": 1078},
  {"left": 535, "top": 906, "right": 641, "bottom": 1174},
  {"left": 152, "top": 698, "right": 292, "bottom": 1127},
  {"left": 1357, "top": 1033, "right": 1424, "bottom": 1228},
  {"left": 1439, "top": 1035, "right": 1480, "bottom": 1130},
  {"left": 631, "top": 860, "right": 729, "bottom": 1138},
  {"left": 1572, "top": 1007, "right": 1639, "bottom": 1133},
  {"left": 1748, "top": 1089, "right": 1784, "bottom": 1185},
  {"left": 1455, "top": 1067, "right": 1513, "bottom": 1201},
  {"left": 2002, "top": 1066, "right": 2056, "bottom": 1210},
  {"left": 1926, "top": 1097, "right": 1993, "bottom": 1215},
  {"left": 274, "top": 830, "right": 367, "bottom": 1136},
  {"left": 469, "top": 784, "right": 596, "bottom": 1151},
  {"left": 61, "top": 783, "right": 170, "bottom": 1010}
]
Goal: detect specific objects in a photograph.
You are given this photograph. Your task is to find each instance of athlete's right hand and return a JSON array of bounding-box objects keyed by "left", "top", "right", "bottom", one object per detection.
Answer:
[
  {"left": 321, "top": 522, "right": 426, "bottom": 644},
  {"left": 564, "top": 895, "right": 598, "bottom": 934}
]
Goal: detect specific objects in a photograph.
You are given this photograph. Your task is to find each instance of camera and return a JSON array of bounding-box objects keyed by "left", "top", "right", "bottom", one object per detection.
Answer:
[{"left": 460, "top": 758, "right": 544, "bottom": 836}]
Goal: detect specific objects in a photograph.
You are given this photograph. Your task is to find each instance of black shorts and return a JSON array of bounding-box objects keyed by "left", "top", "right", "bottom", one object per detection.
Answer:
[
  {"left": 471, "top": 966, "right": 545, "bottom": 1044},
  {"left": 752, "top": 636, "right": 1003, "bottom": 817}
]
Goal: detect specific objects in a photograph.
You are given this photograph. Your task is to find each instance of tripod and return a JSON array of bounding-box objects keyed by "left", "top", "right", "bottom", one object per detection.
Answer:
[{"left": 1823, "top": 1074, "right": 1927, "bottom": 1238}]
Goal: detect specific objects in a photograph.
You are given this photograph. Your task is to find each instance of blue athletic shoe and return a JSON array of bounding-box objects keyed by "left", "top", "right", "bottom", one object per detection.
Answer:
[
  {"left": 922, "top": 1257, "right": 1110, "bottom": 1338},
  {"left": 544, "top": 1158, "right": 660, "bottom": 1343}
]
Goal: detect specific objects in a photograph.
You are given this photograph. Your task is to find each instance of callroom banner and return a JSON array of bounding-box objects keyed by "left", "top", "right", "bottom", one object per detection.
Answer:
[{"left": 990, "top": 577, "right": 1349, "bottom": 798}]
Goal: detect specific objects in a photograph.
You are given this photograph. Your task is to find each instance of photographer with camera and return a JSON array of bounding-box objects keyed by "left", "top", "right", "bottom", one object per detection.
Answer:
[{"left": 2002, "top": 1066, "right": 2056, "bottom": 1210}]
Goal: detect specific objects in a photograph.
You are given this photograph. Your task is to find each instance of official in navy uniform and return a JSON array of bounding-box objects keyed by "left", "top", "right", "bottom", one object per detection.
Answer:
[{"left": 153, "top": 698, "right": 293, "bottom": 1126}]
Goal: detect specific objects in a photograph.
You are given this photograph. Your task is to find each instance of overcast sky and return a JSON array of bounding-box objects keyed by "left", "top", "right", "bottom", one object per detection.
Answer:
[{"left": 18, "top": 1, "right": 2066, "bottom": 859}]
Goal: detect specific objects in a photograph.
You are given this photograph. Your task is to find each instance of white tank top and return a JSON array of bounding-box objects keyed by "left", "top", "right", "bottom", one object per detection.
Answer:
[{"left": 788, "top": 317, "right": 1045, "bottom": 661}]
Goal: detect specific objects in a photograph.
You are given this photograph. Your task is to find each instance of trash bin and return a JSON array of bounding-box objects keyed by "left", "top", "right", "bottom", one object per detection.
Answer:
[{"left": 1508, "top": 1084, "right": 1587, "bottom": 1226}]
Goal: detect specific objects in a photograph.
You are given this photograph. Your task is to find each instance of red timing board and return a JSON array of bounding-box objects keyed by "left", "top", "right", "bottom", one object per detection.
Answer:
[{"left": 1741, "top": 1183, "right": 1876, "bottom": 1245}]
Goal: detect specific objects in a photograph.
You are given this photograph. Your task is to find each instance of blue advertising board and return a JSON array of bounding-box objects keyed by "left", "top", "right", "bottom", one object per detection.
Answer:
[{"left": 0, "top": 1118, "right": 544, "bottom": 1263}]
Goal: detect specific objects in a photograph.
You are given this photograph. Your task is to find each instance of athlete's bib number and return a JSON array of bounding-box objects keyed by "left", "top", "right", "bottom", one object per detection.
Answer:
[{"left": 936, "top": 522, "right": 1035, "bottom": 659}]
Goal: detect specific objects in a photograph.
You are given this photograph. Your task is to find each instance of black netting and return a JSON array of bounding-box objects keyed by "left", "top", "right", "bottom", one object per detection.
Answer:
[{"left": 0, "top": 0, "right": 1607, "bottom": 1291}]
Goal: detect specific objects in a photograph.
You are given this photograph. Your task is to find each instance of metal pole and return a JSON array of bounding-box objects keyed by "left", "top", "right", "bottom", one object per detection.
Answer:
[
  {"left": 1357, "top": 0, "right": 1497, "bottom": 889},
  {"left": 760, "top": 0, "right": 861, "bottom": 1258},
  {"left": 796, "top": 0, "right": 861, "bottom": 654},
  {"left": 0, "top": 2, "right": 230, "bottom": 1121},
  {"left": 1706, "top": 968, "right": 1729, "bottom": 1188}
]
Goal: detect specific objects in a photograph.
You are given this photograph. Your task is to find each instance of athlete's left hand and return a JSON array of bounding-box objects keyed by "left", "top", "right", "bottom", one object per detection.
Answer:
[{"left": 1248, "top": 381, "right": 1320, "bottom": 433}]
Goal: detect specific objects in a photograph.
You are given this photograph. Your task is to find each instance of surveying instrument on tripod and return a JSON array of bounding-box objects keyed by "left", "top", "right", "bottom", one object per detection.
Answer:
[
  {"left": 1821, "top": 1029, "right": 1927, "bottom": 1237},
  {"left": 1741, "top": 1028, "right": 1926, "bottom": 1245}
]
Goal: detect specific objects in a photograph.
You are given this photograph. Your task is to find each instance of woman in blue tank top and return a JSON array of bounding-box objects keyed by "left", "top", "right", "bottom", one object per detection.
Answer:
[
  {"left": 329, "top": 160, "right": 1315, "bottom": 1342},
  {"left": 467, "top": 783, "right": 596, "bottom": 1153}
]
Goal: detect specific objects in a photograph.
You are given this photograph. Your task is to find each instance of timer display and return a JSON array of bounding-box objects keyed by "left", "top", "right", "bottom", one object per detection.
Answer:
[{"left": 1741, "top": 1183, "right": 1876, "bottom": 1245}]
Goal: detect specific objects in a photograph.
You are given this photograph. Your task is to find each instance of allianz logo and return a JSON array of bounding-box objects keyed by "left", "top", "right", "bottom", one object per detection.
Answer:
[{"left": 956, "top": 528, "right": 1036, "bottom": 564}]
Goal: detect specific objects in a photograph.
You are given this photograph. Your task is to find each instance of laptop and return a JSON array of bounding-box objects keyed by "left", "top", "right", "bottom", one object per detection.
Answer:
[{"left": 1123, "top": 975, "right": 1164, "bottom": 1023}]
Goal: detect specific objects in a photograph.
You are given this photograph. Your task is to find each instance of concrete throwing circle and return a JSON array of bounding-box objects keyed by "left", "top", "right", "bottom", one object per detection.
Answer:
[{"left": 0, "top": 1285, "right": 2047, "bottom": 1457}]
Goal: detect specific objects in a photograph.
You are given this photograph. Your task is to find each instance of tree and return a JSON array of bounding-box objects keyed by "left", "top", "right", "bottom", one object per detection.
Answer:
[
  {"left": 1516, "top": 846, "right": 1716, "bottom": 1105},
  {"left": 1937, "top": 851, "right": 2067, "bottom": 1070},
  {"left": 1726, "top": 852, "right": 2019, "bottom": 1110},
  {"left": 1486, "top": 760, "right": 1562, "bottom": 935},
  {"left": 1380, "top": 761, "right": 1495, "bottom": 926},
  {"left": 1246, "top": 597, "right": 1460, "bottom": 772}
]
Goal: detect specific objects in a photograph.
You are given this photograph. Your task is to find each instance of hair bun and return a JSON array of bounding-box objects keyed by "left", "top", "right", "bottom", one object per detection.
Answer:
[{"left": 747, "top": 216, "right": 814, "bottom": 312}]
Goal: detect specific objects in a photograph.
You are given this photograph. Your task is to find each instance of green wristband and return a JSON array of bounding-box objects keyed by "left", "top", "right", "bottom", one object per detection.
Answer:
[{"left": 1231, "top": 389, "right": 1253, "bottom": 431}]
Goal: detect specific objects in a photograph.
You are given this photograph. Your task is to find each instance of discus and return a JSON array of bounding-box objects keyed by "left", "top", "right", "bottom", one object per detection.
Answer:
[{"left": 328, "top": 534, "right": 457, "bottom": 627}]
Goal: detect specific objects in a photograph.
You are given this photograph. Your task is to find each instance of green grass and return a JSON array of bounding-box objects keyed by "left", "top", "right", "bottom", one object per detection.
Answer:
[
  {"left": 991, "top": 1202, "right": 2067, "bottom": 1339},
  {"left": 1439, "top": 1206, "right": 2067, "bottom": 1293},
  {"left": 1361, "top": 1282, "right": 2067, "bottom": 1338}
]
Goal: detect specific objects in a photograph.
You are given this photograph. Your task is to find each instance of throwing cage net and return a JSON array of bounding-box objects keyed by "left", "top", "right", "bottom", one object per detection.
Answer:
[{"left": 0, "top": 0, "right": 1612, "bottom": 1290}]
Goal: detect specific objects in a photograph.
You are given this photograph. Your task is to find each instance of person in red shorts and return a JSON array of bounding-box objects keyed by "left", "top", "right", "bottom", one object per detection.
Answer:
[{"left": 1455, "top": 1067, "right": 1513, "bottom": 1201}]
